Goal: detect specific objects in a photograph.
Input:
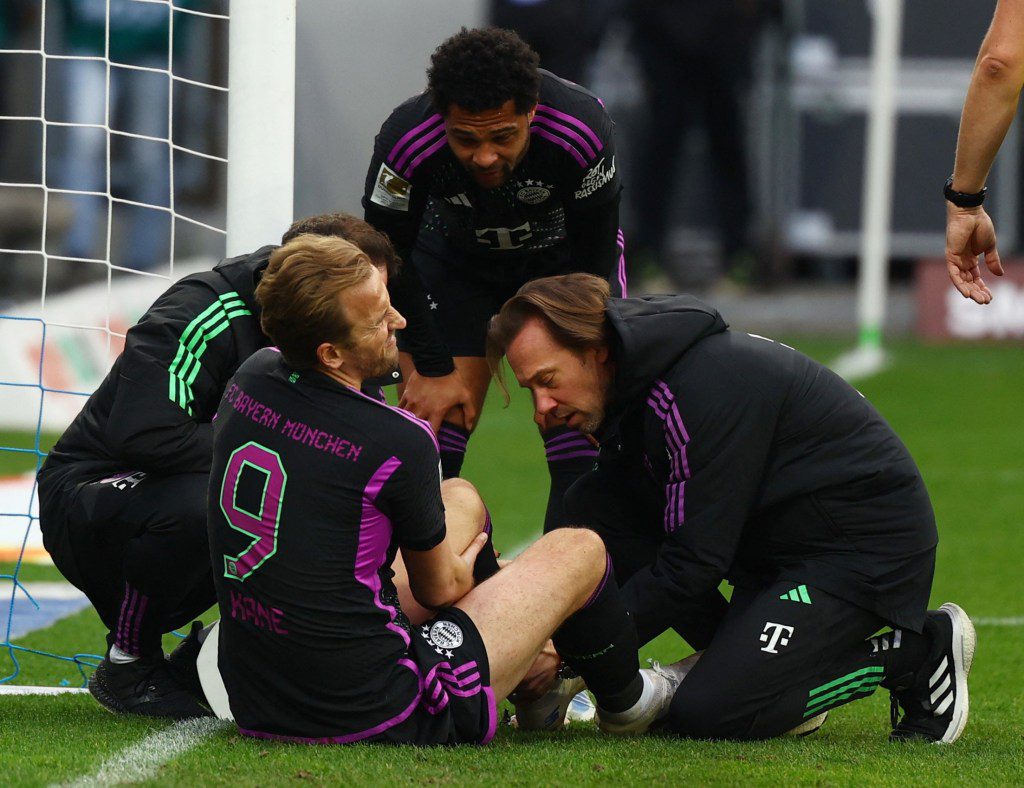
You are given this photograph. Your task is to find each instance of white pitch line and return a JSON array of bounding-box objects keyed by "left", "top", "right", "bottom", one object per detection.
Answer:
[
  {"left": 1, "top": 581, "right": 89, "bottom": 601},
  {"left": 0, "top": 686, "right": 89, "bottom": 696},
  {"left": 60, "top": 717, "right": 231, "bottom": 788},
  {"left": 975, "top": 616, "right": 1024, "bottom": 626}
]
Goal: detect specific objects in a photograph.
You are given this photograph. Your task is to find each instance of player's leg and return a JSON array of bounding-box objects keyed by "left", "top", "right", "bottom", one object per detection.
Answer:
[
  {"left": 629, "top": 32, "right": 690, "bottom": 265},
  {"left": 536, "top": 411, "right": 601, "bottom": 534},
  {"left": 63, "top": 471, "right": 213, "bottom": 718},
  {"left": 436, "top": 356, "right": 491, "bottom": 473},
  {"left": 662, "top": 581, "right": 969, "bottom": 741},
  {"left": 454, "top": 528, "right": 678, "bottom": 734},
  {"left": 395, "top": 354, "right": 490, "bottom": 449},
  {"left": 563, "top": 464, "right": 728, "bottom": 649},
  {"left": 392, "top": 477, "right": 497, "bottom": 625},
  {"left": 122, "top": 57, "right": 171, "bottom": 271},
  {"left": 394, "top": 234, "right": 496, "bottom": 477}
]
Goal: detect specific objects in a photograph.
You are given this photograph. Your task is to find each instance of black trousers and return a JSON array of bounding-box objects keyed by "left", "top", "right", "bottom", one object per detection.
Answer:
[
  {"left": 564, "top": 468, "right": 927, "bottom": 739},
  {"left": 38, "top": 466, "right": 215, "bottom": 646},
  {"left": 663, "top": 582, "right": 890, "bottom": 739}
]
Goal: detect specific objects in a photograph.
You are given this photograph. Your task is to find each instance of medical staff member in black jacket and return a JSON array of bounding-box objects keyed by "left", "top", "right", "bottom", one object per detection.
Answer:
[
  {"left": 486, "top": 273, "right": 975, "bottom": 744},
  {"left": 37, "top": 214, "right": 399, "bottom": 719}
]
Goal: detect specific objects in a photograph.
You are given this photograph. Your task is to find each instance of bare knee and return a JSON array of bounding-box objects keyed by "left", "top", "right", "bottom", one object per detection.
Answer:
[
  {"left": 535, "top": 527, "right": 607, "bottom": 602},
  {"left": 440, "top": 478, "right": 486, "bottom": 530}
]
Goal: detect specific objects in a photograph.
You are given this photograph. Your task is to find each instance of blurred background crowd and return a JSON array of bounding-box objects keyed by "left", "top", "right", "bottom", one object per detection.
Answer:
[{"left": 0, "top": 1, "right": 1013, "bottom": 339}]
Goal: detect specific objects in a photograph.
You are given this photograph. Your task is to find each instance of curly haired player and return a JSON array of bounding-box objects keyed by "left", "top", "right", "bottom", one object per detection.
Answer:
[{"left": 363, "top": 28, "right": 628, "bottom": 539}]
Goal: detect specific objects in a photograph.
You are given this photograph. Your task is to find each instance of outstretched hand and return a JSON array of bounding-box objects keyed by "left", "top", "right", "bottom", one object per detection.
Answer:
[{"left": 945, "top": 204, "right": 1004, "bottom": 304}]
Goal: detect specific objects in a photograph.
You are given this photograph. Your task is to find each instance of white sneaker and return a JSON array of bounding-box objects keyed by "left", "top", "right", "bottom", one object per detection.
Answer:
[
  {"left": 512, "top": 674, "right": 587, "bottom": 731},
  {"left": 566, "top": 689, "right": 596, "bottom": 723},
  {"left": 597, "top": 661, "right": 682, "bottom": 736}
]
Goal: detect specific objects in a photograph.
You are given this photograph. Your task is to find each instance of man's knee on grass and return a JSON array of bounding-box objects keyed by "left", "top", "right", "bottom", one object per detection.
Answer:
[{"left": 664, "top": 684, "right": 747, "bottom": 739}]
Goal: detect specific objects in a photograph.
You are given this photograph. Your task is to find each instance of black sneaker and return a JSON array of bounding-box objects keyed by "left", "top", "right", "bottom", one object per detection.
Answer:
[
  {"left": 167, "top": 621, "right": 210, "bottom": 707},
  {"left": 89, "top": 651, "right": 212, "bottom": 720},
  {"left": 890, "top": 603, "right": 976, "bottom": 744}
]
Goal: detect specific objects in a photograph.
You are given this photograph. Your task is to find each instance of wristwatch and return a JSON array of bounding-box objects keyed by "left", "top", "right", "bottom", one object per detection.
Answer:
[{"left": 944, "top": 176, "right": 987, "bottom": 208}]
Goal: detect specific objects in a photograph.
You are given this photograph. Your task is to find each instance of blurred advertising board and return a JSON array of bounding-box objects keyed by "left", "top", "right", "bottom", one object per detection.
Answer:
[
  {"left": 0, "top": 259, "right": 212, "bottom": 433},
  {"left": 917, "top": 260, "right": 1024, "bottom": 340}
]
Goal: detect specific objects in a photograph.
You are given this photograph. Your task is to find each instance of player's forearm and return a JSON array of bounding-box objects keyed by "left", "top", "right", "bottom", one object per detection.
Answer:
[
  {"left": 412, "top": 559, "right": 474, "bottom": 609},
  {"left": 953, "top": 69, "right": 1023, "bottom": 192},
  {"left": 952, "top": 5, "right": 1024, "bottom": 191}
]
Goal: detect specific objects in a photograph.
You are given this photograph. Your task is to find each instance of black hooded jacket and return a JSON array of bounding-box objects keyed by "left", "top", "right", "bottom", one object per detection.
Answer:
[
  {"left": 39, "top": 247, "right": 273, "bottom": 486},
  {"left": 594, "top": 295, "right": 937, "bottom": 640}
]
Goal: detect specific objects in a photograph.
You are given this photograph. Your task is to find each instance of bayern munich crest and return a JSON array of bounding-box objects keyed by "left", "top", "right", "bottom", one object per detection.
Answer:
[
  {"left": 422, "top": 620, "right": 464, "bottom": 654},
  {"left": 516, "top": 179, "right": 552, "bottom": 204}
]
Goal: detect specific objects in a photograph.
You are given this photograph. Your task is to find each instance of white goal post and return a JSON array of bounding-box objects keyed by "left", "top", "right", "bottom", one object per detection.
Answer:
[
  {"left": 832, "top": 0, "right": 904, "bottom": 381},
  {"left": 226, "top": 0, "right": 296, "bottom": 256}
]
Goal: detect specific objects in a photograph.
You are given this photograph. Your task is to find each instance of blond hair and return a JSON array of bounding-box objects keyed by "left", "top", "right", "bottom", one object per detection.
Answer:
[{"left": 256, "top": 234, "right": 375, "bottom": 369}]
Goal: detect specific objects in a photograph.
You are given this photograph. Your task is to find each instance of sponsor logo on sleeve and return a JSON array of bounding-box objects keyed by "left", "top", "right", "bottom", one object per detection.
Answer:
[
  {"left": 574, "top": 155, "right": 616, "bottom": 200},
  {"left": 370, "top": 163, "right": 412, "bottom": 211}
]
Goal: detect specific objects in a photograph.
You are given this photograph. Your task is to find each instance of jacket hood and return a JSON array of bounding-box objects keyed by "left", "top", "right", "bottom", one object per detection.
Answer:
[
  {"left": 213, "top": 244, "right": 276, "bottom": 312},
  {"left": 603, "top": 294, "right": 727, "bottom": 425}
]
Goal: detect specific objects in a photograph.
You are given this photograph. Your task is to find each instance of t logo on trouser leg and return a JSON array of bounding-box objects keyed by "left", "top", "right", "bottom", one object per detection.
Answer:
[{"left": 760, "top": 622, "right": 795, "bottom": 654}]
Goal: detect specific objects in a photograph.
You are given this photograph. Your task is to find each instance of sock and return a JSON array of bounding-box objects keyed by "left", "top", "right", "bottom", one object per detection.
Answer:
[
  {"left": 112, "top": 581, "right": 162, "bottom": 659},
  {"left": 542, "top": 426, "right": 599, "bottom": 533},
  {"left": 108, "top": 644, "right": 139, "bottom": 665},
  {"left": 472, "top": 507, "right": 501, "bottom": 582},
  {"left": 438, "top": 421, "right": 470, "bottom": 479},
  {"left": 873, "top": 627, "right": 931, "bottom": 690},
  {"left": 552, "top": 551, "right": 643, "bottom": 712}
]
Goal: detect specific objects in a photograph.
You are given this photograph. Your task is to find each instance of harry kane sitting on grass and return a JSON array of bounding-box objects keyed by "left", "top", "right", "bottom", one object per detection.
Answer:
[{"left": 202, "top": 235, "right": 683, "bottom": 744}]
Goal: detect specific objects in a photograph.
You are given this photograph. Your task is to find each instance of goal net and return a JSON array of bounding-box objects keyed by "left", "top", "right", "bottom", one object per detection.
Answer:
[{"left": 0, "top": 0, "right": 294, "bottom": 686}]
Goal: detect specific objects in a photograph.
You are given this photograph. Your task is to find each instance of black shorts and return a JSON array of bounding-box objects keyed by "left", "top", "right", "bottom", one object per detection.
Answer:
[
  {"left": 375, "top": 606, "right": 497, "bottom": 746},
  {"left": 401, "top": 225, "right": 626, "bottom": 358}
]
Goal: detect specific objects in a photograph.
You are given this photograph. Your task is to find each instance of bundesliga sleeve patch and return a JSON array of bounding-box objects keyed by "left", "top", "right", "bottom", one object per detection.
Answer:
[{"left": 370, "top": 163, "right": 412, "bottom": 211}]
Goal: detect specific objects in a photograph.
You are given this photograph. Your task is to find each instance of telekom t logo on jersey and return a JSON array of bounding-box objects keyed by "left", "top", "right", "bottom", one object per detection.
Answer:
[
  {"left": 760, "top": 622, "right": 795, "bottom": 654},
  {"left": 475, "top": 222, "right": 533, "bottom": 250}
]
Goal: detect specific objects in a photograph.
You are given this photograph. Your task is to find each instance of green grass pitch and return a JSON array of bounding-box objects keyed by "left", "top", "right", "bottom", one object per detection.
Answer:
[{"left": 2, "top": 338, "right": 1023, "bottom": 785}]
